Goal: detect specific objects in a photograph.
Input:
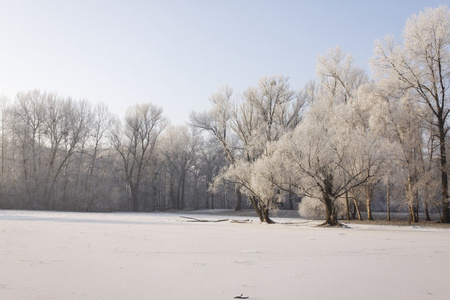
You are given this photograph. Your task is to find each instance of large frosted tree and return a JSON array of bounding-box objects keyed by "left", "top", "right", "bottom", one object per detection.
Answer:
[
  {"left": 217, "top": 76, "right": 304, "bottom": 223},
  {"left": 192, "top": 77, "right": 304, "bottom": 222},
  {"left": 317, "top": 47, "right": 372, "bottom": 219},
  {"left": 372, "top": 6, "right": 450, "bottom": 222},
  {"left": 272, "top": 93, "right": 384, "bottom": 226}
]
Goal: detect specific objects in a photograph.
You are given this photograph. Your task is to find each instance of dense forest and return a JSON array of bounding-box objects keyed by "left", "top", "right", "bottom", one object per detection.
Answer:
[{"left": 1, "top": 6, "right": 450, "bottom": 225}]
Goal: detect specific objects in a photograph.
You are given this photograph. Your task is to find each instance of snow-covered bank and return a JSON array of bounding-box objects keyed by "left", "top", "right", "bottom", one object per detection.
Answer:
[{"left": 1, "top": 210, "right": 449, "bottom": 299}]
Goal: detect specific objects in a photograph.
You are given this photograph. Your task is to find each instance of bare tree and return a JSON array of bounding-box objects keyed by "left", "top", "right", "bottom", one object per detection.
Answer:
[
  {"left": 111, "top": 103, "right": 166, "bottom": 211},
  {"left": 160, "top": 125, "right": 201, "bottom": 209},
  {"left": 9, "top": 90, "right": 48, "bottom": 208},
  {"left": 81, "top": 103, "right": 115, "bottom": 211}
]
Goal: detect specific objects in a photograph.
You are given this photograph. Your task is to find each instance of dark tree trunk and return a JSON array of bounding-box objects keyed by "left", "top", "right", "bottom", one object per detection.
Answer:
[
  {"left": 425, "top": 201, "right": 431, "bottom": 221},
  {"left": 180, "top": 175, "right": 186, "bottom": 210},
  {"left": 386, "top": 182, "right": 390, "bottom": 221},
  {"left": 350, "top": 202, "right": 356, "bottom": 219},
  {"left": 366, "top": 185, "right": 373, "bottom": 221},
  {"left": 169, "top": 177, "right": 176, "bottom": 209},
  {"left": 249, "top": 195, "right": 266, "bottom": 223},
  {"left": 354, "top": 198, "right": 362, "bottom": 221},
  {"left": 152, "top": 183, "right": 157, "bottom": 212},
  {"left": 323, "top": 195, "right": 338, "bottom": 226},
  {"left": 438, "top": 118, "right": 450, "bottom": 223},
  {"left": 262, "top": 207, "right": 274, "bottom": 224},
  {"left": 235, "top": 189, "right": 242, "bottom": 211},
  {"left": 289, "top": 192, "right": 294, "bottom": 210},
  {"left": 131, "top": 188, "right": 139, "bottom": 212},
  {"left": 345, "top": 191, "right": 350, "bottom": 220},
  {"left": 414, "top": 203, "right": 419, "bottom": 222},
  {"left": 409, "top": 205, "right": 416, "bottom": 223},
  {"left": 320, "top": 174, "right": 339, "bottom": 226}
]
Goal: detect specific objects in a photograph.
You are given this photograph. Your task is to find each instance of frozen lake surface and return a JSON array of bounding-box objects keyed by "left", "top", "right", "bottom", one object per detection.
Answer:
[{"left": 1, "top": 210, "right": 450, "bottom": 299}]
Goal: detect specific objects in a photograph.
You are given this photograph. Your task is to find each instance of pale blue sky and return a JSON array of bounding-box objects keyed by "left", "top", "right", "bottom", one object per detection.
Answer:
[{"left": 0, "top": 0, "right": 448, "bottom": 124}]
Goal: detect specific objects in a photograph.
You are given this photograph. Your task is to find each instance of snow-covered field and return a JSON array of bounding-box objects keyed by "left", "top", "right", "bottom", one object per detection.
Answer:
[{"left": 1, "top": 210, "right": 449, "bottom": 300}]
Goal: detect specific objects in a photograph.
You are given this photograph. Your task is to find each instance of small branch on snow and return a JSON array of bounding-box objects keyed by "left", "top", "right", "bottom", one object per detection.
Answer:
[
  {"left": 180, "top": 216, "right": 229, "bottom": 222},
  {"left": 179, "top": 216, "right": 252, "bottom": 223},
  {"left": 230, "top": 219, "right": 252, "bottom": 223}
]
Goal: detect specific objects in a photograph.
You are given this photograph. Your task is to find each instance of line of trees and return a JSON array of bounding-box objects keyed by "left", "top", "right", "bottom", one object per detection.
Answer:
[
  {"left": 0, "top": 91, "right": 232, "bottom": 212},
  {"left": 1, "top": 6, "right": 449, "bottom": 225}
]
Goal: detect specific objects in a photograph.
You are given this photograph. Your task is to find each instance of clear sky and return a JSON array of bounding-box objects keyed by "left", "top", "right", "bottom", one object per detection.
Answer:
[{"left": 0, "top": 0, "right": 448, "bottom": 124}]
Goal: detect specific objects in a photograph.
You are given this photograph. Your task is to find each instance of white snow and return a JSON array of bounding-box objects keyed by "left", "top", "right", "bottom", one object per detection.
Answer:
[{"left": 1, "top": 210, "right": 449, "bottom": 300}]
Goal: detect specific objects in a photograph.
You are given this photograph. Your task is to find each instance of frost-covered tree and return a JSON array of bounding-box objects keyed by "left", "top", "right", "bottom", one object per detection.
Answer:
[
  {"left": 198, "top": 138, "right": 228, "bottom": 209},
  {"left": 3, "top": 90, "right": 119, "bottom": 210},
  {"left": 337, "top": 86, "right": 389, "bottom": 221},
  {"left": 189, "top": 86, "right": 244, "bottom": 209},
  {"left": 160, "top": 125, "right": 201, "bottom": 209},
  {"left": 78, "top": 103, "right": 116, "bottom": 211},
  {"left": 316, "top": 47, "right": 379, "bottom": 220},
  {"left": 372, "top": 5, "right": 450, "bottom": 222},
  {"left": 216, "top": 141, "right": 284, "bottom": 218},
  {"left": 274, "top": 95, "right": 383, "bottom": 226},
  {"left": 366, "top": 80, "right": 428, "bottom": 222},
  {"left": 192, "top": 77, "right": 304, "bottom": 222},
  {"left": 8, "top": 91, "right": 93, "bottom": 209},
  {"left": 317, "top": 46, "right": 368, "bottom": 104},
  {"left": 110, "top": 103, "right": 167, "bottom": 211},
  {"left": 9, "top": 90, "right": 48, "bottom": 208},
  {"left": 220, "top": 76, "right": 304, "bottom": 223}
]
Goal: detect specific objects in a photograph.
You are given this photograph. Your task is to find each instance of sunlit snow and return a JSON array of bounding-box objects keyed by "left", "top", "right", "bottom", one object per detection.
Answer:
[{"left": 1, "top": 210, "right": 449, "bottom": 299}]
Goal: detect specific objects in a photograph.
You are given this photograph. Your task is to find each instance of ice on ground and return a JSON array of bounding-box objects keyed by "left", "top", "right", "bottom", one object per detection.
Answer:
[{"left": 1, "top": 210, "right": 449, "bottom": 300}]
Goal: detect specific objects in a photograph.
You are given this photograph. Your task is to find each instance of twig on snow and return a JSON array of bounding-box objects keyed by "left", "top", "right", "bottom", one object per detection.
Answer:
[{"left": 180, "top": 216, "right": 229, "bottom": 222}]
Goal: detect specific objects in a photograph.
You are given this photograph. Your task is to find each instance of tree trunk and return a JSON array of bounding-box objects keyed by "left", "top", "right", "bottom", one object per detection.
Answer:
[
  {"left": 288, "top": 191, "right": 294, "bottom": 210},
  {"left": 425, "top": 200, "right": 431, "bottom": 221},
  {"left": 169, "top": 176, "right": 175, "bottom": 209},
  {"left": 350, "top": 202, "right": 356, "bottom": 219},
  {"left": 323, "top": 195, "right": 338, "bottom": 226},
  {"left": 321, "top": 174, "right": 338, "bottom": 226},
  {"left": 438, "top": 120, "right": 450, "bottom": 223},
  {"left": 366, "top": 185, "right": 373, "bottom": 221},
  {"left": 152, "top": 188, "right": 157, "bottom": 212},
  {"left": 235, "top": 189, "right": 242, "bottom": 211},
  {"left": 354, "top": 198, "right": 362, "bottom": 221},
  {"left": 414, "top": 202, "right": 419, "bottom": 222},
  {"left": 409, "top": 205, "right": 416, "bottom": 223},
  {"left": 176, "top": 179, "right": 182, "bottom": 209},
  {"left": 262, "top": 207, "right": 274, "bottom": 224},
  {"left": 386, "top": 182, "right": 390, "bottom": 221},
  {"left": 249, "top": 195, "right": 265, "bottom": 223},
  {"left": 345, "top": 191, "right": 350, "bottom": 220},
  {"left": 180, "top": 175, "right": 186, "bottom": 210},
  {"left": 131, "top": 187, "right": 139, "bottom": 212}
]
